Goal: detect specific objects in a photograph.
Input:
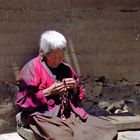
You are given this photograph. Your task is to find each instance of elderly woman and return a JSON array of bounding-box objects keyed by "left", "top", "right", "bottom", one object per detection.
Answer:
[{"left": 16, "top": 30, "right": 118, "bottom": 140}]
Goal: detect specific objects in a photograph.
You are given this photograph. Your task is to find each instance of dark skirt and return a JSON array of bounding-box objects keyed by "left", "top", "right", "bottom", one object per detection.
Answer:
[{"left": 29, "top": 113, "right": 118, "bottom": 140}]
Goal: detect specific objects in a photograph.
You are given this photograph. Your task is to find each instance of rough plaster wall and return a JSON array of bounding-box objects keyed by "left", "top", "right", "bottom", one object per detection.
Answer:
[
  {"left": 0, "top": 0, "right": 140, "bottom": 133},
  {"left": 70, "top": 0, "right": 140, "bottom": 82},
  {"left": 0, "top": 0, "right": 140, "bottom": 82}
]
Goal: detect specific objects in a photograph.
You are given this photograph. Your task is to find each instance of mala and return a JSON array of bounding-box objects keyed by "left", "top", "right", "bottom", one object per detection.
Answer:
[{"left": 60, "top": 80, "right": 69, "bottom": 120}]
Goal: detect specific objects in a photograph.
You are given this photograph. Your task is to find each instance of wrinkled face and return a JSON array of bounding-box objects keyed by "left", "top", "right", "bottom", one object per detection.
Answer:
[{"left": 45, "top": 49, "right": 65, "bottom": 68}]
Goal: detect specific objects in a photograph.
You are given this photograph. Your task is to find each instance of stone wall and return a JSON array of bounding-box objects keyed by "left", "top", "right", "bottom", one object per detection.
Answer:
[
  {"left": 0, "top": 83, "right": 18, "bottom": 133},
  {"left": 1, "top": 77, "right": 140, "bottom": 133},
  {"left": 0, "top": 0, "right": 140, "bottom": 133},
  {"left": 82, "top": 76, "right": 140, "bottom": 116}
]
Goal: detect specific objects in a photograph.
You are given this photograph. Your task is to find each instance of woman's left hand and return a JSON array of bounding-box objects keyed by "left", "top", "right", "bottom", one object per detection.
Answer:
[{"left": 62, "top": 78, "right": 77, "bottom": 90}]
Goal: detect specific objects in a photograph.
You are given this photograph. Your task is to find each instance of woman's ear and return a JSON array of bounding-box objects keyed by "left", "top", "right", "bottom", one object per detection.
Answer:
[
  {"left": 39, "top": 48, "right": 43, "bottom": 53},
  {"left": 39, "top": 48, "right": 45, "bottom": 57}
]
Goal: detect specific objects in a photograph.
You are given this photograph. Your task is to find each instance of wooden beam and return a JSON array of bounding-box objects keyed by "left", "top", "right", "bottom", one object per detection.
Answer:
[{"left": 100, "top": 115, "right": 140, "bottom": 131}]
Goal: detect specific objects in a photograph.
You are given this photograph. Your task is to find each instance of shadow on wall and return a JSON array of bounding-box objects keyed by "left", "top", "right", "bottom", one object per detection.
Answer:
[
  {"left": 0, "top": 46, "right": 38, "bottom": 134},
  {"left": 65, "top": 38, "right": 81, "bottom": 76},
  {"left": 12, "top": 47, "right": 39, "bottom": 82}
]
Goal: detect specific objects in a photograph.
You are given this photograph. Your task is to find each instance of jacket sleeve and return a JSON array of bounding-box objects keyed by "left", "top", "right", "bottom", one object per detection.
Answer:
[
  {"left": 69, "top": 66, "right": 85, "bottom": 101},
  {"left": 16, "top": 60, "right": 48, "bottom": 111}
]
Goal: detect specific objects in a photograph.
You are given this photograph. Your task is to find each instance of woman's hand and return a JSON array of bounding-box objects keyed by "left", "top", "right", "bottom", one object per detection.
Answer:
[
  {"left": 43, "top": 82, "right": 65, "bottom": 96},
  {"left": 62, "top": 78, "right": 77, "bottom": 92}
]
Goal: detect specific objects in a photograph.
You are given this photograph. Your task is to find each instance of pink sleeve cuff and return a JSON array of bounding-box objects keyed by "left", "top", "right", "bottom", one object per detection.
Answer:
[
  {"left": 36, "top": 90, "right": 48, "bottom": 104},
  {"left": 79, "top": 86, "right": 85, "bottom": 100}
]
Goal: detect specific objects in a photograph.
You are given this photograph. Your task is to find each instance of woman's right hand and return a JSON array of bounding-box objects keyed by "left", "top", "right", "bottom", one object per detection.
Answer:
[{"left": 43, "top": 82, "right": 65, "bottom": 96}]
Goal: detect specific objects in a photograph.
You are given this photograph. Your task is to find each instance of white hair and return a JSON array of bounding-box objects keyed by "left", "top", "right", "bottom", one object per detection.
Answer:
[{"left": 40, "top": 30, "right": 67, "bottom": 54}]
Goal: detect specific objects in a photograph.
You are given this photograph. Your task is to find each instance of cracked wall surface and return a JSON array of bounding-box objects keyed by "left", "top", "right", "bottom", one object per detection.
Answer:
[{"left": 0, "top": 0, "right": 140, "bottom": 82}]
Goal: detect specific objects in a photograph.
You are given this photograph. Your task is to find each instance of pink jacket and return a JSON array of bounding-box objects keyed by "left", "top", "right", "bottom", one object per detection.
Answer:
[{"left": 16, "top": 56, "right": 88, "bottom": 120}]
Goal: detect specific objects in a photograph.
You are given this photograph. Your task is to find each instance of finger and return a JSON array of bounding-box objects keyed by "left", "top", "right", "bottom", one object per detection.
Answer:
[
  {"left": 54, "top": 82, "right": 64, "bottom": 89},
  {"left": 67, "top": 82, "right": 77, "bottom": 89},
  {"left": 62, "top": 78, "right": 77, "bottom": 89},
  {"left": 59, "top": 88, "right": 66, "bottom": 93},
  {"left": 50, "top": 83, "right": 64, "bottom": 95},
  {"left": 63, "top": 78, "right": 74, "bottom": 82},
  {"left": 55, "top": 84, "right": 65, "bottom": 92},
  {"left": 64, "top": 79, "right": 76, "bottom": 84},
  {"left": 65, "top": 80, "right": 76, "bottom": 87}
]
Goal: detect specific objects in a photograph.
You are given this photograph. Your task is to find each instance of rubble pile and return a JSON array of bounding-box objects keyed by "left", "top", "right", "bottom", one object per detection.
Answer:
[{"left": 82, "top": 76, "right": 140, "bottom": 116}]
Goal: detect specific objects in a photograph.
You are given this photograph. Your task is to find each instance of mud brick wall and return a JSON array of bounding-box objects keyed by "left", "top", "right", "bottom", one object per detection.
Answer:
[
  {"left": 0, "top": 0, "right": 140, "bottom": 82},
  {"left": 0, "top": 0, "right": 140, "bottom": 133}
]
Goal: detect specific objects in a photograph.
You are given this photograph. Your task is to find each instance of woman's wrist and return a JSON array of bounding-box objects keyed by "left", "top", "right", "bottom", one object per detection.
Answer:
[{"left": 43, "top": 88, "right": 51, "bottom": 96}]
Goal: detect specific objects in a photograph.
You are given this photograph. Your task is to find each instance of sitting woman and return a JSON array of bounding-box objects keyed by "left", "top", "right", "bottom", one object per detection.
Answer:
[{"left": 16, "top": 30, "right": 118, "bottom": 140}]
